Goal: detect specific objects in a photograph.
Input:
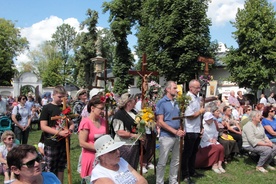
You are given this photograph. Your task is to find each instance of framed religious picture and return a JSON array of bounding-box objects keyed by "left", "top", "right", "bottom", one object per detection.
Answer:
[{"left": 206, "top": 80, "right": 218, "bottom": 97}]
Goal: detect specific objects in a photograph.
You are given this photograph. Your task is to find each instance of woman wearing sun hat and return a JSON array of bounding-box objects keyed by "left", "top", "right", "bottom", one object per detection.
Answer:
[
  {"left": 195, "top": 112, "right": 226, "bottom": 174},
  {"left": 110, "top": 93, "right": 141, "bottom": 170},
  {"left": 90, "top": 135, "right": 147, "bottom": 184},
  {"left": 72, "top": 89, "right": 88, "bottom": 133}
]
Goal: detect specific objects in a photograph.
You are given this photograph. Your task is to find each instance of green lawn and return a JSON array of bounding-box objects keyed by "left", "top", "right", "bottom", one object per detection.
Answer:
[{"left": 1, "top": 130, "right": 276, "bottom": 184}]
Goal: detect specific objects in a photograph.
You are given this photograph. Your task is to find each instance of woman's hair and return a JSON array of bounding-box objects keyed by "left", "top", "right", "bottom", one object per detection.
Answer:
[
  {"left": 262, "top": 105, "right": 274, "bottom": 118},
  {"left": 223, "top": 106, "right": 230, "bottom": 112},
  {"left": 249, "top": 110, "right": 261, "bottom": 121},
  {"left": 53, "top": 85, "right": 67, "bottom": 95},
  {"left": 87, "top": 95, "right": 104, "bottom": 113},
  {"left": 1, "top": 130, "right": 15, "bottom": 142},
  {"left": 7, "top": 144, "right": 38, "bottom": 177},
  {"left": 211, "top": 106, "right": 219, "bottom": 113},
  {"left": 243, "top": 105, "right": 252, "bottom": 114},
  {"left": 255, "top": 103, "right": 264, "bottom": 111},
  {"left": 17, "top": 95, "right": 27, "bottom": 102}
]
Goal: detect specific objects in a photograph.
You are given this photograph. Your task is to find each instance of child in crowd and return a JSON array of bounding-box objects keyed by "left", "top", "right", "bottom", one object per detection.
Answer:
[
  {"left": 30, "top": 106, "right": 40, "bottom": 130},
  {"left": 0, "top": 131, "right": 16, "bottom": 184}
]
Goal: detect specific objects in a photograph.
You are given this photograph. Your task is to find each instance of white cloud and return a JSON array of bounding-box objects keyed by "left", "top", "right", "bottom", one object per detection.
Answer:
[
  {"left": 208, "top": 0, "right": 244, "bottom": 26},
  {"left": 16, "top": 16, "right": 81, "bottom": 65}
]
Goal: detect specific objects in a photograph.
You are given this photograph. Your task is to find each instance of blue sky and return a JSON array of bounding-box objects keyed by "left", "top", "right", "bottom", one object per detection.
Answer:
[{"left": 1, "top": 0, "right": 276, "bottom": 64}]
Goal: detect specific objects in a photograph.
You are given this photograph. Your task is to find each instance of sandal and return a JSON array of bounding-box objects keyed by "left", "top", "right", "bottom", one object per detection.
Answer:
[
  {"left": 218, "top": 167, "right": 226, "bottom": 173},
  {"left": 212, "top": 168, "right": 221, "bottom": 174},
  {"left": 266, "top": 165, "right": 276, "bottom": 170},
  {"left": 256, "top": 167, "right": 268, "bottom": 173}
]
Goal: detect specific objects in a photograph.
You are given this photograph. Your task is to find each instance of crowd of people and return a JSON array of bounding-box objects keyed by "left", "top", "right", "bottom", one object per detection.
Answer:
[{"left": 0, "top": 83, "right": 276, "bottom": 184}]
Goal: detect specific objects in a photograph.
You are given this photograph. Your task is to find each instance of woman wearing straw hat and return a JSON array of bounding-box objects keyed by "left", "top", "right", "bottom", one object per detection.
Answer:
[
  {"left": 72, "top": 89, "right": 88, "bottom": 133},
  {"left": 110, "top": 93, "right": 141, "bottom": 170},
  {"left": 90, "top": 135, "right": 147, "bottom": 184}
]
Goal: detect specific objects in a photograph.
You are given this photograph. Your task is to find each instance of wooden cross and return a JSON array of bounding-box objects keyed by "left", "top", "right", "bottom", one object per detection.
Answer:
[
  {"left": 50, "top": 98, "right": 76, "bottom": 184},
  {"left": 198, "top": 56, "right": 214, "bottom": 76},
  {"left": 129, "top": 53, "right": 159, "bottom": 108}
]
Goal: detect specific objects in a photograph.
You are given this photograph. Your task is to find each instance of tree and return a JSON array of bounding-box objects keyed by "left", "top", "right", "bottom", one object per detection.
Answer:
[
  {"left": 103, "top": 0, "right": 138, "bottom": 94},
  {"left": 224, "top": 0, "right": 276, "bottom": 92},
  {"left": 74, "top": 9, "right": 98, "bottom": 88},
  {"left": 0, "top": 18, "right": 28, "bottom": 85},
  {"left": 26, "top": 41, "right": 63, "bottom": 87},
  {"left": 52, "top": 23, "right": 77, "bottom": 85},
  {"left": 136, "top": 0, "right": 215, "bottom": 83},
  {"left": 98, "top": 28, "right": 116, "bottom": 69}
]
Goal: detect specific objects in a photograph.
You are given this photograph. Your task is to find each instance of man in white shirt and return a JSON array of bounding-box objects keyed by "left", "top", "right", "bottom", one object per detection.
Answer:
[
  {"left": 181, "top": 80, "right": 205, "bottom": 184},
  {"left": 260, "top": 94, "right": 267, "bottom": 106}
]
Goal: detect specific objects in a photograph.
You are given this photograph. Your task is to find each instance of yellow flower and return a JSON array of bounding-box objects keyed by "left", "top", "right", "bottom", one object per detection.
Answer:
[{"left": 135, "top": 116, "right": 141, "bottom": 124}]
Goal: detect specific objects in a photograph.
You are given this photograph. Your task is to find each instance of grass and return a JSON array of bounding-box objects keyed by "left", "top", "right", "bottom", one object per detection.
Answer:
[{"left": 1, "top": 129, "right": 276, "bottom": 184}]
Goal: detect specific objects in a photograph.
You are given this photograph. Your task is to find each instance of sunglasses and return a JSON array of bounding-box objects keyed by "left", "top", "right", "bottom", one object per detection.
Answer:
[
  {"left": 21, "top": 154, "right": 42, "bottom": 168},
  {"left": 7, "top": 137, "right": 14, "bottom": 141},
  {"left": 79, "top": 92, "right": 87, "bottom": 96},
  {"left": 22, "top": 98, "right": 26, "bottom": 100},
  {"left": 270, "top": 110, "right": 275, "bottom": 113}
]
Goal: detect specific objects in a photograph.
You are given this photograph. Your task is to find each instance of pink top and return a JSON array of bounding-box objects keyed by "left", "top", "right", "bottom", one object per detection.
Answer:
[{"left": 78, "top": 117, "right": 106, "bottom": 178}]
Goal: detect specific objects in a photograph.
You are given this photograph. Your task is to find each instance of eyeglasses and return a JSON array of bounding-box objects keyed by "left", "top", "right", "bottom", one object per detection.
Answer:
[
  {"left": 21, "top": 154, "right": 42, "bottom": 168},
  {"left": 191, "top": 86, "right": 201, "bottom": 90},
  {"left": 7, "top": 137, "right": 14, "bottom": 141},
  {"left": 79, "top": 92, "right": 87, "bottom": 96},
  {"left": 95, "top": 106, "right": 105, "bottom": 111}
]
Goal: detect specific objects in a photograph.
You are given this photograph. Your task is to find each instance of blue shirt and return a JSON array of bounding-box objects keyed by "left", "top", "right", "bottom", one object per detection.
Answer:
[
  {"left": 42, "top": 172, "right": 61, "bottom": 184},
  {"left": 155, "top": 95, "right": 180, "bottom": 137},
  {"left": 262, "top": 118, "right": 276, "bottom": 139}
]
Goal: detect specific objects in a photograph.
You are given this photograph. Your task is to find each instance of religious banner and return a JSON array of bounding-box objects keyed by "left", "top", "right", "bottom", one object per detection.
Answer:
[{"left": 206, "top": 80, "right": 218, "bottom": 97}]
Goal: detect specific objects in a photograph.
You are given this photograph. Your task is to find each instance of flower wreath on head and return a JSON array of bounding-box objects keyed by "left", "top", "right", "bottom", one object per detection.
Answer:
[{"left": 146, "top": 80, "right": 162, "bottom": 106}]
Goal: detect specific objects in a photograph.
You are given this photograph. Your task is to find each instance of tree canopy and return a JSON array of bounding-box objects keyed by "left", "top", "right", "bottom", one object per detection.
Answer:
[
  {"left": 103, "top": 0, "right": 215, "bottom": 91},
  {"left": 103, "top": 0, "right": 137, "bottom": 94},
  {"left": 136, "top": 0, "right": 215, "bottom": 83},
  {"left": 52, "top": 23, "right": 77, "bottom": 85},
  {"left": 0, "top": 18, "right": 28, "bottom": 86},
  {"left": 26, "top": 41, "right": 64, "bottom": 87},
  {"left": 74, "top": 9, "right": 98, "bottom": 88},
  {"left": 224, "top": 0, "right": 276, "bottom": 92}
]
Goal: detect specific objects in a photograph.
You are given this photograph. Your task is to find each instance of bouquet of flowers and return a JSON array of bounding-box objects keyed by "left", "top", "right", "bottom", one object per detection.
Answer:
[
  {"left": 199, "top": 75, "right": 213, "bottom": 84},
  {"left": 102, "top": 92, "right": 117, "bottom": 109},
  {"left": 134, "top": 107, "right": 156, "bottom": 135},
  {"left": 176, "top": 93, "right": 192, "bottom": 113},
  {"left": 50, "top": 106, "right": 78, "bottom": 141}
]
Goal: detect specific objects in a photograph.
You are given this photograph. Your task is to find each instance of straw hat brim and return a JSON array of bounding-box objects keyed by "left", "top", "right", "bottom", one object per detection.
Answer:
[
  {"left": 75, "top": 89, "right": 87, "bottom": 99},
  {"left": 96, "top": 141, "right": 125, "bottom": 158}
]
